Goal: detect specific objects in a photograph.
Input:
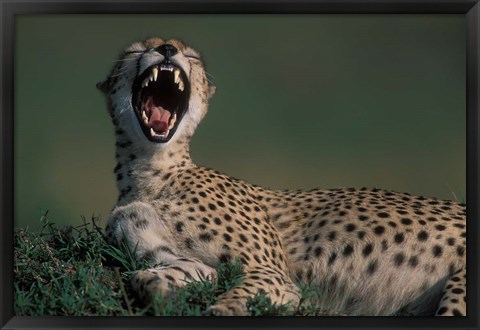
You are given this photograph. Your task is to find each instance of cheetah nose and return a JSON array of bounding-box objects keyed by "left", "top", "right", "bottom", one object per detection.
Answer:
[{"left": 156, "top": 44, "right": 178, "bottom": 60}]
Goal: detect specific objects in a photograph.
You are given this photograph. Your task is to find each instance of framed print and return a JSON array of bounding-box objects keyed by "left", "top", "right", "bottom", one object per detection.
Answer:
[{"left": 1, "top": 1, "right": 479, "bottom": 329}]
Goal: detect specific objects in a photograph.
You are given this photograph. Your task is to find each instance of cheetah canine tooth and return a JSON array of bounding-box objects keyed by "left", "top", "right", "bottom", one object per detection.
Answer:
[
  {"left": 168, "top": 113, "right": 177, "bottom": 129},
  {"left": 174, "top": 69, "right": 180, "bottom": 84},
  {"left": 152, "top": 66, "right": 159, "bottom": 81}
]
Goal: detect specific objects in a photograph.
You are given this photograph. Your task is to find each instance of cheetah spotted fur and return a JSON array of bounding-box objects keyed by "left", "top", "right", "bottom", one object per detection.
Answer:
[{"left": 98, "top": 38, "right": 467, "bottom": 316}]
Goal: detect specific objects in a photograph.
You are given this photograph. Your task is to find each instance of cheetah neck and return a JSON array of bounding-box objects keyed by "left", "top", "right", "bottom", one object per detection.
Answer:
[{"left": 113, "top": 131, "right": 194, "bottom": 203}]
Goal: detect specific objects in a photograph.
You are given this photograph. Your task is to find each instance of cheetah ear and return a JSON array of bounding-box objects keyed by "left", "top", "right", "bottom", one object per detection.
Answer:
[
  {"left": 208, "top": 85, "right": 216, "bottom": 98},
  {"left": 96, "top": 79, "right": 109, "bottom": 93}
]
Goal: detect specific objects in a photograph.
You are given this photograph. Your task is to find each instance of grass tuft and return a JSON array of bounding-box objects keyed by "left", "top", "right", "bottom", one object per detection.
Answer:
[{"left": 14, "top": 213, "right": 329, "bottom": 316}]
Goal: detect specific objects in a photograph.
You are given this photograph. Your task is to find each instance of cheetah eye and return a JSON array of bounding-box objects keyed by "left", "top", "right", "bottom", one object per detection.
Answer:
[
  {"left": 131, "top": 63, "right": 189, "bottom": 143},
  {"left": 185, "top": 54, "right": 200, "bottom": 60},
  {"left": 124, "top": 50, "right": 145, "bottom": 54},
  {"left": 183, "top": 49, "right": 201, "bottom": 60}
]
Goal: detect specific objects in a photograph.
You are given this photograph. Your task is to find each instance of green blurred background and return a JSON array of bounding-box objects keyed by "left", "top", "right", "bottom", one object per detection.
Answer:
[{"left": 15, "top": 15, "right": 466, "bottom": 229}]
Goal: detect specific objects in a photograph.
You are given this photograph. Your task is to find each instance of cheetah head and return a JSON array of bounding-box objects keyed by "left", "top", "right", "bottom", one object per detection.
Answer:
[{"left": 97, "top": 38, "right": 215, "bottom": 146}]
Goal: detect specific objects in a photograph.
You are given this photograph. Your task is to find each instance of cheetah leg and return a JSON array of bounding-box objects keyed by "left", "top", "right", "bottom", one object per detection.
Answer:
[
  {"left": 104, "top": 202, "right": 217, "bottom": 302},
  {"left": 208, "top": 265, "right": 301, "bottom": 316},
  {"left": 435, "top": 268, "right": 466, "bottom": 316},
  {"left": 104, "top": 201, "right": 165, "bottom": 253},
  {"left": 132, "top": 258, "right": 217, "bottom": 303}
]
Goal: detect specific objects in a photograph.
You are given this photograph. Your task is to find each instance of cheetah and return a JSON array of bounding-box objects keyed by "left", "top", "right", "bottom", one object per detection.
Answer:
[{"left": 98, "top": 38, "right": 467, "bottom": 316}]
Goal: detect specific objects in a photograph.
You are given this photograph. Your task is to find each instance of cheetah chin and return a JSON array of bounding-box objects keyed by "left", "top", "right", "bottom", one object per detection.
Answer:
[{"left": 99, "top": 38, "right": 466, "bottom": 317}]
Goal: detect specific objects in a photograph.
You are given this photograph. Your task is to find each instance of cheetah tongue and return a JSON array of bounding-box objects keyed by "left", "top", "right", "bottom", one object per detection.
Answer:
[{"left": 149, "top": 106, "right": 171, "bottom": 133}]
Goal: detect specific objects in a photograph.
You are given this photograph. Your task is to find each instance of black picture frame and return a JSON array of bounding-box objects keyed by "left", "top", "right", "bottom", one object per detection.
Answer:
[{"left": 1, "top": 1, "right": 479, "bottom": 329}]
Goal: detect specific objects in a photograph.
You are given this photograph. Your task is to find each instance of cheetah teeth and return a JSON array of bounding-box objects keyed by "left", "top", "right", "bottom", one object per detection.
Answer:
[
  {"left": 174, "top": 69, "right": 185, "bottom": 91},
  {"left": 174, "top": 69, "right": 180, "bottom": 83},
  {"left": 160, "top": 64, "right": 174, "bottom": 72},
  {"left": 150, "top": 126, "right": 171, "bottom": 138},
  {"left": 150, "top": 128, "right": 169, "bottom": 138},
  {"left": 142, "top": 66, "right": 184, "bottom": 91},
  {"left": 142, "top": 66, "right": 159, "bottom": 87},
  {"left": 168, "top": 113, "right": 177, "bottom": 129},
  {"left": 142, "top": 111, "right": 149, "bottom": 124}
]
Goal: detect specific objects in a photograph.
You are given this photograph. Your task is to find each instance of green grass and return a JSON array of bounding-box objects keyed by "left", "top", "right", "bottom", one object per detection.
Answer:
[{"left": 14, "top": 213, "right": 330, "bottom": 316}]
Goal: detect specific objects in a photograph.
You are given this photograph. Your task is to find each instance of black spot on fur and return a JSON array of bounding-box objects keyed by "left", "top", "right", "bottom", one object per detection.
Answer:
[
  {"left": 358, "top": 215, "right": 369, "bottom": 221},
  {"left": 345, "top": 223, "right": 356, "bottom": 232},
  {"left": 435, "top": 224, "right": 446, "bottom": 231},
  {"left": 165, "top": 274, "right": 176, "bottom": 282},
  {"left": 455, "top": 245, "right": 465, "bottom": 256},
  {"left": 394, "top": 233, "right": 404, "bottom": 244},
  {"left": 401, "top": 218, "right": 413, "bottom": 225},
  {"left": 452, "top": 308, "right": 463, "bottom": 316},
  {"left": 113, "top": 163, "right": 122, "bottom": 173},
  {"left": 393, "top": 253, "right": 405, "bottom": 266},
  {"left": 239, "top": 234, "right": 248, "bottom": 243},
  {"left": 134, "top": 219, "right": 148, "bottom": 229},
  {"left": 436, "top": 307, "right": 448, "bottom": 315},
  {"left": 432, "top": 245, "right": 443, "bottom": 257},
  {"left": 199, "top": 233, "right": 213, "bottom": 242},
  {"left": 362, "top": 244, "right": 373, "bottom": 257},
  {"left": 328, "top": 253, "right": 337, "bottom": 265},
  {"left": 408, "top": 256, "right": 419, "bottom": 268},
  {"left": 175, "top": 221, "right": 184, "bottom": 233},
  {"left": 185, "top": 238, "right": 193, "bottom": 249},
  {"left": 381, "top": 240, "right": 388, "bottom": 251},
  {"left": 343, "top": 244, "right": 354, "bottom": 256},
  {"left": 388, "top": 221, "right": 397, "bottom": 228},
  {"left": 374, "top": 226, "right": 385, "bottom": 235},
  {"left": 367, "top": 260, "right": 378, "bottom": 274},
  {"left": 417, "top": 231, "right": 428, "bottom": 241},
  {"left": 219, "top": 253, "right": 232, "bottom": 263},
  {"left": 318, "top": 220, "right": 328, "bottom": 227},
  {"left": 328, "top": 231, "right": 336, "bottom": 241}
]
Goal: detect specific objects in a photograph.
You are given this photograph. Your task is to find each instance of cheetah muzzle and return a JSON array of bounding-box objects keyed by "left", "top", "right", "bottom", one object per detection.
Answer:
[{"left": 98, "top": 38, "right": 467, "bottom": 317}]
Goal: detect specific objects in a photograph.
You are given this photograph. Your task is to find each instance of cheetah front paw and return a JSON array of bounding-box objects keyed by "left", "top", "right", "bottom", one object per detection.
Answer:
[
  {"left": 207, "top": 299, "right": 249, "bottom": 316},
  {"left": 131, "top": 269, "right": 172, "bottom": 301}
]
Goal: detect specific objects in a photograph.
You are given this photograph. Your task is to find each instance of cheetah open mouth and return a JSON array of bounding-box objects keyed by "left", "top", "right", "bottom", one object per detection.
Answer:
[{"left": 131, "top": 63, "right": 190, "bottom": 143}]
